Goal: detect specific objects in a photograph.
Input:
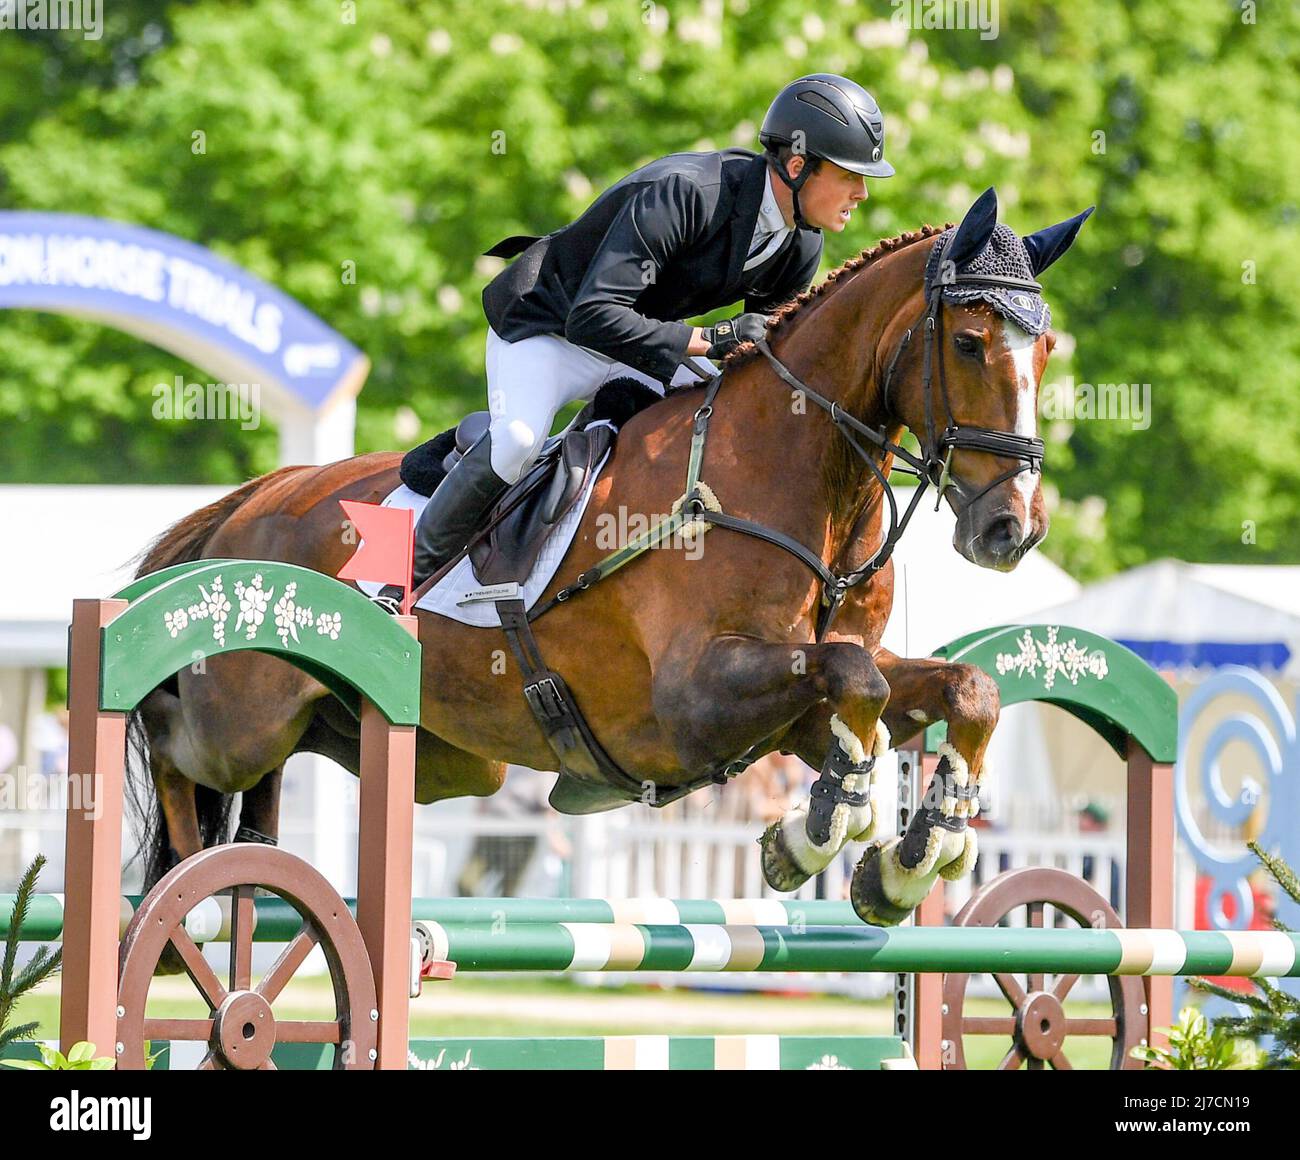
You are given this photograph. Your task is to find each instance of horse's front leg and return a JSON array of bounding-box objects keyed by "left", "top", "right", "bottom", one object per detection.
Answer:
[
  {"left": 846, "top": 650, "right": 1001, "bottom": 926},
  {"left": 653, "top": 636, "right": 891, "bottom": 893},
  {"left": 764, "top": 698, "right": 890, "bottom": 893}
]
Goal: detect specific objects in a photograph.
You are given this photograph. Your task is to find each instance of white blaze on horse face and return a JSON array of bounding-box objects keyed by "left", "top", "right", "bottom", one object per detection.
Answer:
[{"left": 999, "top": 319, "right": 1041, "bottom": 521}]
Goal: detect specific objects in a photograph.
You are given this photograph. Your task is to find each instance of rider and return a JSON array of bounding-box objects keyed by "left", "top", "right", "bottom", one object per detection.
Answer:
[{"left": 388, "top": 73, "right": 894, "bottom": 600}]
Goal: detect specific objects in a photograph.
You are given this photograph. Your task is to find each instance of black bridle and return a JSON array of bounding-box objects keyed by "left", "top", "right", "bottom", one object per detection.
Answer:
[{"left": 745, "top": 263, "right": 1046, "bottom": 632}]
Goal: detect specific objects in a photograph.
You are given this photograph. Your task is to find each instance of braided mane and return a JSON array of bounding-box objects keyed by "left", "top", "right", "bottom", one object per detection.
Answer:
[
  {"left": 720, "top": 222, "right": 951, "bottom": 526},
  {"left": 723, "top": 222, "right": 949, "bottom": 370}
]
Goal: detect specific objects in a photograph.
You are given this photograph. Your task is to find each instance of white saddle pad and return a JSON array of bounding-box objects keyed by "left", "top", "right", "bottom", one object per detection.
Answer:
[{"left": 357, "top": 441, "right": 611, "bottom": 628}]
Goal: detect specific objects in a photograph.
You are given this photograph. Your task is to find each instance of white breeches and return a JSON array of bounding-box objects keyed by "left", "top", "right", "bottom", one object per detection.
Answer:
[{"left": 484, "top": 327, "right": 716, "bottom": 484}]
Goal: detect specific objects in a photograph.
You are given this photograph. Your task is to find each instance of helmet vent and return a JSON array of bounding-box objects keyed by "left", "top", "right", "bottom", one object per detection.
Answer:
[
  {"left": 856, "top": 110, "right": 882, "bottom": 145},
  {"left": 795, "top": 90, "right": 849, "bottom": 126}
]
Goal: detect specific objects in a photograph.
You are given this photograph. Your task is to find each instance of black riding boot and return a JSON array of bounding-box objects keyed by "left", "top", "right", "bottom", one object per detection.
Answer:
[
  {"left": 413, "top": 431, "right": 510, "bottom": 582},
  {"left": 372, "top": 432, "right": 510, "bottom": 612}
]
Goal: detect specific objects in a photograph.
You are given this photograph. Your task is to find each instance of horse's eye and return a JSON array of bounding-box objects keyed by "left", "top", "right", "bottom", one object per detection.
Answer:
[{"left": 953, "top": 332, "right": 982, "bottom": 358}]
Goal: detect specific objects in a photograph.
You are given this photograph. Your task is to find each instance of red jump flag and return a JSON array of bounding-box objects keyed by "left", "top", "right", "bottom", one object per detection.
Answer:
[{"left": 337, "top": 500, "right": 415, "bottom": 615}]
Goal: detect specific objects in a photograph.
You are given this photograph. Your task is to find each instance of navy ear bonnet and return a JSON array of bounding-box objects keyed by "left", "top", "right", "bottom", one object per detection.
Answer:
[{"left": 924, "top": 222, "right": 1051, "bottom": 337}]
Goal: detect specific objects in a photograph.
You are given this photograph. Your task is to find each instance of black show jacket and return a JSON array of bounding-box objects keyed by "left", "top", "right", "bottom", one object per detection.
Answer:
[{"left": 482, "top": 148, "right": 823, "bottom": 383}]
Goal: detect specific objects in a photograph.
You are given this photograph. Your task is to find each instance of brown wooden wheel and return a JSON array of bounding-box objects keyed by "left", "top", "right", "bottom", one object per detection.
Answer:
[
  {"left": 116, "top": 844, "right": 378, "bottom": 1070},
  {"left": 941, "top": 866, "right": 1146, "bottom": 1070}
]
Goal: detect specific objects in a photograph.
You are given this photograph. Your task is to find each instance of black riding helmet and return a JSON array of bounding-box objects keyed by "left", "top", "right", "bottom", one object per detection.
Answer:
[{"left": 760, "top": 73, "right": 895, "bottom": 230}]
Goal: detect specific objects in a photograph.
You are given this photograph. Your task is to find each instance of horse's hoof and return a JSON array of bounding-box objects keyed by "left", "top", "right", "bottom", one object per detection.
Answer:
[
  {"left": 850, "top": 841, "right": 917, "bottom": 927},
  {"left": 759, "top": 819, "right": 814, "bottom": 892}
]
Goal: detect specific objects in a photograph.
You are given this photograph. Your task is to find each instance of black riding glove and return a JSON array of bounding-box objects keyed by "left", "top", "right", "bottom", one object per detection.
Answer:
[{"left": 702, "top": 313, "right": 768, "bottom": 359}]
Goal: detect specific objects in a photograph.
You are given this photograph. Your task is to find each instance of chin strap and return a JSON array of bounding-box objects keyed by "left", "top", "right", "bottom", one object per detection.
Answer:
[{"left": 767, "top": 154, "right": 820, "bottom": 233}]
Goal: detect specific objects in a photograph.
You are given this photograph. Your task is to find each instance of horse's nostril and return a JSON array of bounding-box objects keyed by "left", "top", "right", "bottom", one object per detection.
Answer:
[{"left": 985, "top": 515, "right": 1022, "bottom": 555}]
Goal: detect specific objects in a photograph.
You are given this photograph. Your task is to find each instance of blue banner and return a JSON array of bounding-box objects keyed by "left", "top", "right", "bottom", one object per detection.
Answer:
[{"left": 0, "top": 211, "right": 368, "bottom": 413}]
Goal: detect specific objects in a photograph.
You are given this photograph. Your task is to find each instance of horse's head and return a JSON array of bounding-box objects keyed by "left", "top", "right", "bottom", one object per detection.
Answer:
[{"left": 882, "top": 189, "right": 1093, "bottom": 571}]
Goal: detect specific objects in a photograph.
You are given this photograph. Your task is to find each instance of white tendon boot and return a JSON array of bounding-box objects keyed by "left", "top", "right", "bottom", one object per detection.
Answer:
[
  {"left": 851, "top": 742, "right": 984, "bottom": 925},
  {"left": 760, "top": 716, "right": 890, "bottom": 892}
]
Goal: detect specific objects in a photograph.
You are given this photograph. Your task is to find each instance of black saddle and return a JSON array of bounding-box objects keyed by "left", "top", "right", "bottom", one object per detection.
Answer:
[
  {"left": 468, "top": 419, "right": 613, "bottom": 586},
  {"left": 398, "top": 377, "right": 664, "bottom": 589}
]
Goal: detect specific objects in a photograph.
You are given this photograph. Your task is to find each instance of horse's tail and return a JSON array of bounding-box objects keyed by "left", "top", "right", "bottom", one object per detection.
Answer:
[{"left": 125, "top": 466, "right": 306, "bottom": 887}]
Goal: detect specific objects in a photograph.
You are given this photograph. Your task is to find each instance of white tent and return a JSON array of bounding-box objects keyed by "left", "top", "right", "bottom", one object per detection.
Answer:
[
  {"left": 1026, "top": 559, "right": 1300, "bottom": 676},
  {"left": 0, "top": 484, "right": 231, "bottom": 665}
]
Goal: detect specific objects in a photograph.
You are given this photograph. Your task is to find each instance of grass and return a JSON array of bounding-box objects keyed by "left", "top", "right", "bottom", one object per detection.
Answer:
[{"left": 11, "top": 972, "right": 1124, "bottom": 1069}]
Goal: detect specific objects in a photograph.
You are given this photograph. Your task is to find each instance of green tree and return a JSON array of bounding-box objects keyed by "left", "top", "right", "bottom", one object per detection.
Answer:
[{"left": 0, "top": 0, "right": 1294, "bottom": 577}]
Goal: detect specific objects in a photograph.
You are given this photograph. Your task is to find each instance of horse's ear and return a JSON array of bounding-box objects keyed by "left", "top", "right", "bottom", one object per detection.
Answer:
[
  {"left": 1023, "top": 206, "right": 1095, "bottom": 275},
  {"left": 944, "top": 187, "right": 999, "bottom": 270}
]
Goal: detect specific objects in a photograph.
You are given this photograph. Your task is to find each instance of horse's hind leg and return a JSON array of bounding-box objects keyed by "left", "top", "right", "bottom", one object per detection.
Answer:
[
  {"left": 134, "top": 652, "right": 326, "bottom": 887},
  {"left": 234, "top": 766, "right": 284, "bottom": 846},
  {"left": 135, "top": 727, "right": 212, "bottom": 976},
  {"left": 149, "top": 752, "right": 202, "bottom": 873}
]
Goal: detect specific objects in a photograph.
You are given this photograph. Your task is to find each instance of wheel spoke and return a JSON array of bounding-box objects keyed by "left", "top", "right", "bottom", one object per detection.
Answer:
[
  {"left": 196, "top": 1052, "right": 221, "bottom": 1070},
  {"left": 997, "top": 1044, "right": 1025, "bottom": 1069},
  {"left": 1049, "top": 1050, "right": 1074, "bottom": 1070},
  {"left": 229, "top": 885, "right": 256, "bottom": 991},
  {"left": 1053, "top": 973, "right": 1080, "bottom": 999},
  {"left": 1064, "top": 1017, "right": 1118, "bottom": 1036},
  {"left": 992, "top": 972, "right": 1027, "bottom": 1007},
  {"left": 962, "top": 1017, "right": 1017, "bottom": 1036},
  {"left": 274, "top": 1020, "right": 343, "bottom": 1044},
  {"left": 257, "top": 926, "right": 320, "bottom": 1002},
  {"left": 144, "top": 1017, "right": 215, "bottom": 1042},
  {"left": 169, "top": 928, "right": 227, "bottom": 1007}
]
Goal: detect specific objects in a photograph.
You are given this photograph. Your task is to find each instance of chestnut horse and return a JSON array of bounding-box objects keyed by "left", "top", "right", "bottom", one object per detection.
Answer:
[{"left": 129, "top": 189, "right": 1091, "bottom": 925}]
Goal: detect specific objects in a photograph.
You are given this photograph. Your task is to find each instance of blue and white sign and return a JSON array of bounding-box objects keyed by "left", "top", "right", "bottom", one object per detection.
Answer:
[{"left": 0, "top": 212, "right": 369, "bottom": 415}]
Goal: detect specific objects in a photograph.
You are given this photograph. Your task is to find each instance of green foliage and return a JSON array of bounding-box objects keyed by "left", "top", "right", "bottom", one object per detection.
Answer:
[
  {"left": 0, "top": 0, "right": 1296, "bottom": 574},
  {"left": 1129, "top": 1005, "right": 1257, "bottom": 1070},
  {"left": 2, "top": 1040, "right": 115, "bottom": 1071},
  {"left": 1184, "top": 840, "right": 1300, "bottom": 1070},
  {"left": 0, "top": 855, "right": 63, "bottom": 1059}
]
